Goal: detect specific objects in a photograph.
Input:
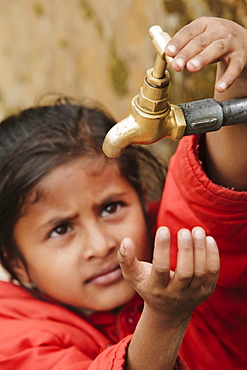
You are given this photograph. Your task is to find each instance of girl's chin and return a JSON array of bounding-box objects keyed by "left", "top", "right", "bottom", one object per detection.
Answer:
[
  {"left": 87, "top": 284, "right": 136, "bottom": 312},
  {"left": 59, "top": 280, "right": 136, "bottom": 313}
]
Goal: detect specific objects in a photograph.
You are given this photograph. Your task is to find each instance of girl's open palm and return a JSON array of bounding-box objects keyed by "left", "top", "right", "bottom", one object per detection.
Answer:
[{"left": 118, "top": 226, "right": 219, "bottom": 320}]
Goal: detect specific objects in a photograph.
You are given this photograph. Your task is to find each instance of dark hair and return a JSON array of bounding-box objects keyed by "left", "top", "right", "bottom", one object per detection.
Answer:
[{"left": 0, "top": 99, "right": 165, "bottom": 280}]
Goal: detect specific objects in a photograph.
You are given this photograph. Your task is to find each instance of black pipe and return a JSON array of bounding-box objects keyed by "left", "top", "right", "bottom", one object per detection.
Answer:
[{"left": 179, "top": 97, "right": 247, "bottom": 136}]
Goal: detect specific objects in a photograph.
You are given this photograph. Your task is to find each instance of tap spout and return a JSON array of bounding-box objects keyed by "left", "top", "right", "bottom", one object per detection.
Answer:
[
  {"left": 102, "top": 96, "right": 186, "bottom": 158},
  {"left": 102, "top": 114, "right": 140, "bottom": 158}
]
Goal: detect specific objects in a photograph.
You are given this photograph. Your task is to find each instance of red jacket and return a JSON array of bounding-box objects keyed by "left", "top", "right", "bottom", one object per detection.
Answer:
[
  {"left": 0, "top": 281, "right": 140, "bottom": 369},
  {"left": 157, "top": 135, "right": 247, "bottom": 370},
  {"left": 0, "top": 281, "right": 188, "bottom": 369}
]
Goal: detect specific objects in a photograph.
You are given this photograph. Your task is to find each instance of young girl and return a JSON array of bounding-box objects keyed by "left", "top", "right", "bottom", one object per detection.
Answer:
[
  {"left": 0, "top": 100, "right": 218, "bottom": 369},
  {"left": 0, "top": 15, "right": 245, "bottom": 370}
]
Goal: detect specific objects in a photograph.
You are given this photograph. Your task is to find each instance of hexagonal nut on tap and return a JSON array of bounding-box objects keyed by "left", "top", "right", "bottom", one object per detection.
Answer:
[
  {"left": 137, "top": 68, "right": 171, "bottom": 113},
  {"left": 137, "top": 90, "right": 170, "bottom": 114},
  {"left": 146, "top": 68, "right": 170, "bottom": 88}
]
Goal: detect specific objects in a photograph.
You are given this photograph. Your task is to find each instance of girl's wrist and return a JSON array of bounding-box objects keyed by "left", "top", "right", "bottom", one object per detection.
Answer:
[{"left": 142, "top": 303, "right": 191, "bottom": 330}]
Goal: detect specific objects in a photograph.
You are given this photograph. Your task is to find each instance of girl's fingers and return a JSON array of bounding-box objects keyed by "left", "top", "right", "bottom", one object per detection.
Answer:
[
  {"left": 118, "top": 237, "right": 145, "bottom": 283},
  {"left": 165, "top": 18, "right": 209, "bottom": 58},
  {"left": 170, "top": 32, "right": 222, "bottom": 71},
  {"left": 170, "top": 28, "right": 235, "bottom": 72},
  {"left": 189, "top": 227, "right": 207, "bottom": 291},
  {"left": 118, "top": 229, "right": 219, "bottom": 305},
  {"left": 173, "top": 229, "right": 194, "bottom": 288},
  {"left": 173, "top": 227, "right": 219, "bottom": 294},
  {"left": 149, "top": 226, "right": 171, "bottom": 289},
  {"left": 204, "top": 236, "right": 220, "bottom": 291},
  {"left": 118, "top": 228, "right": 172, "bottom": 288},
  {"left": 215, "top": 58, "right": 246, "bottom": 92},
  {"left": 185, "top": 39, "right": 233, "bottom": 72},
  {"left": 165, "top": 17, "right": 220, "bottom": 69},
  {"left": 165, "top": 16, "right": 247, "bottom": 84}
]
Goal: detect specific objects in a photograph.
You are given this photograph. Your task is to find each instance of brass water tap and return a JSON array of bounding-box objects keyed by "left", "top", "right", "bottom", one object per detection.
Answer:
[
  {"left": 102, "top": 26, "right": 247, "bottom": 158},
  {"left": 102, "top": 25, "right": 186, "bottom": 158}
]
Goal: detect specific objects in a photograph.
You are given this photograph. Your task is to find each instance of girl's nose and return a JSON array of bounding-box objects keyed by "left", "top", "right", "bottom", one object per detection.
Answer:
[{"left": 83, "top": 225, "right": 117, "bottom": 260}]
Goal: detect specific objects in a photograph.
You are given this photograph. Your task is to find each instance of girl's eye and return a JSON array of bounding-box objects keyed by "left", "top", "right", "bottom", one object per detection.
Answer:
[
  {"left": 101, "top": 202, "right": 123, "bottom": 217},
  {"left": 50, "top": 223, "right": 72, "bottom": 238}
]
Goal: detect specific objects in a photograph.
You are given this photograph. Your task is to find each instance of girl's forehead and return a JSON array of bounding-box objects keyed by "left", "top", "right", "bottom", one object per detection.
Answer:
[
  {"left": 46, "top": 158, "right": 121, "bottom": 189},
  {"left": 42, "top": 155, "right": 118, "bottom": 183},
  {"left": 21, "top": 156, "right": 120, "bottom": 209}
]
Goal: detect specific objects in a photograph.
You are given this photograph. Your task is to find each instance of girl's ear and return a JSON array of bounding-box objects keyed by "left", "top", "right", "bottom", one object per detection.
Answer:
[{"left": 11, "top": 258, "right": 31, "bottom": 284}]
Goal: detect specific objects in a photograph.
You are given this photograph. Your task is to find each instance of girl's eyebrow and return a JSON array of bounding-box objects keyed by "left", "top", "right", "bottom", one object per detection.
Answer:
[
  {"left": 93, "top": 192, "right": 129, "bottom": 208},
  {"left": 40, "top": 213, "right": 79, "bottom": 230}
]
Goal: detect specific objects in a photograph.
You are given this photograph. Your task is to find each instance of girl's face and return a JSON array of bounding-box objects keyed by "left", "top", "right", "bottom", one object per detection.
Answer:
[{"left": 13, "top": 157, "right": 151, "bottom": 311}]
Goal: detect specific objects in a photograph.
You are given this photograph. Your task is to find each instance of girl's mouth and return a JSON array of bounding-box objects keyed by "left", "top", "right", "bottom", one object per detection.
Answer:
[{"left": 86, "top": 264, "right": 122, "bottom": 286}]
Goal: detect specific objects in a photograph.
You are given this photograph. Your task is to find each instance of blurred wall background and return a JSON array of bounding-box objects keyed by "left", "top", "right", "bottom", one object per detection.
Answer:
[
  {"left": 0, "top": 0, "right": 246, "bottom": 156},
  {"left": 1, "top": 0, "right": 247, "bottom": 117}
]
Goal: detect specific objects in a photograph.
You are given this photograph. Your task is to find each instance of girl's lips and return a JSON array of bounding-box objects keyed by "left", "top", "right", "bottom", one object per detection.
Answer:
[{"left": 86, "top": 264, "right": 122, "bottom": 286}]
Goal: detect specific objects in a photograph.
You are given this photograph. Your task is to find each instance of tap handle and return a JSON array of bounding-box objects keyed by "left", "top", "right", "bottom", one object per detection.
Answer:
[{"left": 149, "top": 25, "right": 173, "bottom": 78}]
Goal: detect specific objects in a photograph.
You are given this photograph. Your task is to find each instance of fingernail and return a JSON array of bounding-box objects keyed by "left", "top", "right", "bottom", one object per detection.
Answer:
[
  {"left": 190, "top": 58, "right": 200, "bottom": 68},
  {"left": 174, "top": 57, "right": 185, "bottom": 69},
  {"left": 179, "top": 228, "right": 191, "bottom": 238},
  {"left": 166, "top": 44, "right": 176, "bottom": 54},
  {"left": 119, "top": 241, "right": 126, "bottom": 256},
  {"left": 193, "top": 227, "right": 205, "bottom": 238},
  {"left": 158, "top": 226, "right": 170, "bottom": 238},
  {"left": 218, "top": 81, "right": 227, "bottom": 91}
]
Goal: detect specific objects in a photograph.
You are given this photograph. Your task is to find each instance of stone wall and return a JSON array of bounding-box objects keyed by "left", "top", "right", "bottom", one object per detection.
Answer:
[{"left": 0, "top": 0, "right": 246, "bottom": 121}]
